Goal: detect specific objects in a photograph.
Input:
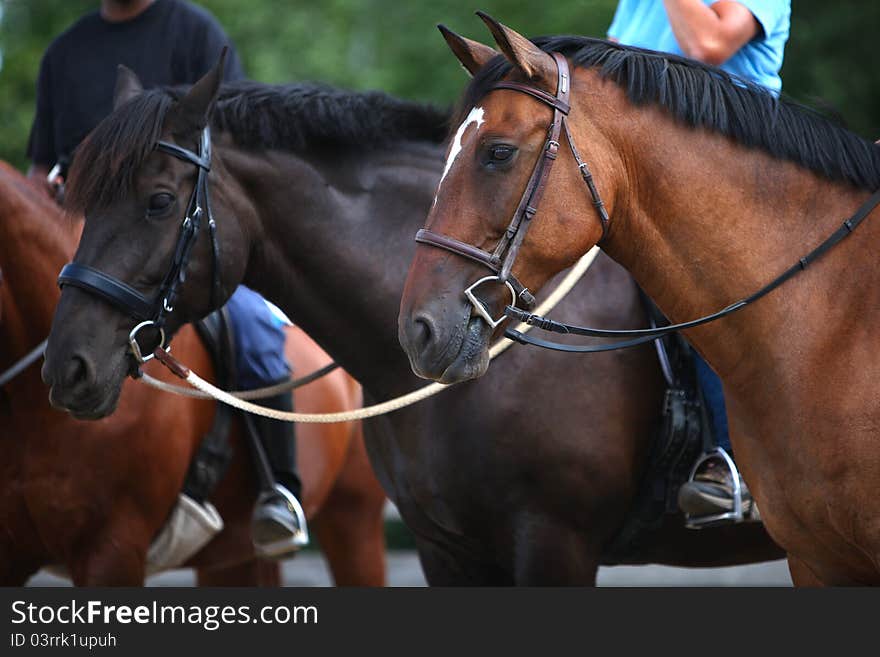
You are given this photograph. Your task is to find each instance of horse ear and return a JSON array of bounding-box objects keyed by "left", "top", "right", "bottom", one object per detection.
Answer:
[
  {"left": 113, "top": 65, "right": 144, "bottom": 110},
  {"left": 438, "top": 24, "right": 498, "bottom": 77},
  {"left": 169, "top": 47, "right": 227, "bottom": 135},
  {"left": 476, "top": 12, "right": 556, "bottom": 84}
]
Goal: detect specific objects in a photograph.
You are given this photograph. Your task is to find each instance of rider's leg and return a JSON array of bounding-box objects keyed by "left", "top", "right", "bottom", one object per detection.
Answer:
[
  {"left": 693, "top": 354, "right": 730, "bottom": 452},
  {"left": 224, "top": 286, "right": 308, "bottom": 556},
  {"left": 249, "top": 389, "right": 309, "bottom": 557},
  {"left": 678, "top": 352, "right": 758, "bottom": 523},
  {"left": 254, "top": 391, "right": 302, "bottom": 500}
]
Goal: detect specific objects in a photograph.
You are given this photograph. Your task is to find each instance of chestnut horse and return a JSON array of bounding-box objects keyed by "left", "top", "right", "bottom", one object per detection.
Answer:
[
  {"left": 398, "top": 16, "right": 880, "bottom": 584},
  {"left": 40, "top": 61, "right": 781, "bottom": 584},
  {"left": 0, "top": 162, "right": 386, "bottom": 586}
]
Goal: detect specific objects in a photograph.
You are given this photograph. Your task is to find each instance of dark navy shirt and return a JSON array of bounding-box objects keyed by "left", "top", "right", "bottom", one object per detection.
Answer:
[
  {"left": 28, "top": 1, "right": 291, "bottom": 386},
  {"left": 27, "top": 0, "right": 245, "bottom": 166}
]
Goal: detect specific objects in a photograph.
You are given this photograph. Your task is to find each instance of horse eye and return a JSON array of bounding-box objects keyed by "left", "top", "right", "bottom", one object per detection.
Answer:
[
  {"left": 147, "top": 193, "right": 175, "bottom": 216},
  {"left": 490, "top": 145, "right": 515, "bottom": 161}
]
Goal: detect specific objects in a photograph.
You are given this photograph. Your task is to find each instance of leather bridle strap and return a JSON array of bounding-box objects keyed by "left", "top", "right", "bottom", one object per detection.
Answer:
[
  {"left": 492, "top": 52, "right": 571, "bottom": 285},
  {"left": 154, "top": 140, "right": 210, "bottom": 170},
  {"left": 58, "top": 263, "right": 156, "bottom": 320},
  {"left": 152, "top": 127, "right": 213, "bottom": 321},
  {"left": 561, "top": 118, "right": 610, "bottom": 238},
  {"left": 490, "top": 81, "right": 571, "bottom": 114},
  {"left": 414, "top": 52, "right": 584, "bottom": 314},
  {"left": 506, "top": 186, "right": 880, "bottom": 350},
  {"left": 414, "top": 229, "right": 534, "bottom": 305},
  {"left": 57, "top": 126, "right": 222, "bottom": 364}
]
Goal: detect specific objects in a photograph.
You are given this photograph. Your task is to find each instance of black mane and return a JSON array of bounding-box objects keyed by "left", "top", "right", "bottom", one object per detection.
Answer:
[
  {"left": 67, "top": 82, "right": 449, "bottom": 213},
  {"left": 460, "top": 36, "right": 880, "bottom": 191},
  {"left": 211, "top": 82, "right": 448, "bottom": 153}
]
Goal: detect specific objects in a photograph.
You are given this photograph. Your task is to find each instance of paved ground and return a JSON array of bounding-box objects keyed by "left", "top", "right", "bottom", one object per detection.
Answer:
[
  {"left": 28, "top": 554, "right": 792, "bottom": 587},
  {"left": 25, "top": 504, "right": 793, "bottom": 587}
]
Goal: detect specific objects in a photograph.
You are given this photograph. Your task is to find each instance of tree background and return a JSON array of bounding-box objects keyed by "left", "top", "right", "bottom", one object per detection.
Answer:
[{"left": 1, "top": 0, "right": 877, "bottom": 171}]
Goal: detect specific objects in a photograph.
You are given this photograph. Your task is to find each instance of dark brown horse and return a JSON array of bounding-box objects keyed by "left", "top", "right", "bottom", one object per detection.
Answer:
[
  {"left": 398, "top": 16, "right": 880, "bottom": 585},
  {"left": 0, "top": 161, "right": 386, "bottom": 586},
  {"left": 40, "top": 62, "right": 781, "bottom": 584}
]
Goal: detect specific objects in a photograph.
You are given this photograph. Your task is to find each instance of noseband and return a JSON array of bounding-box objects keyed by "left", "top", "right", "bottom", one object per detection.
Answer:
[
  {"left": 415, "top": 52, "right": 610, "bottom": 328},
  {"left": 57, "top": 126, "right": 222, "bottom": 364}
]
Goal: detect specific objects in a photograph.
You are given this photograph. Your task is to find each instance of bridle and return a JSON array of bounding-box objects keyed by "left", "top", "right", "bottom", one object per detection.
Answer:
[
  {"left": 57, "top": 126, "right": 223, "bottom": 364},
  {"left": 415, "top": 52, "right": 880, "bottom": 352},
  {"left": 415, "top": 52, "right": 609, "bottom": 328}
]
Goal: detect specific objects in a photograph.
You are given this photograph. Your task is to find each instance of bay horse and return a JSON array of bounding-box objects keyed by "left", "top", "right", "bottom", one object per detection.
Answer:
[
  {"left": 40, "top": 59, "right": 782, "bottom": 585},
  {"left": 397, "top": 15, "right": 880, "bottom": 585},
  {"left": 0, "top": 161, "right": 386, "bottom": 586}
]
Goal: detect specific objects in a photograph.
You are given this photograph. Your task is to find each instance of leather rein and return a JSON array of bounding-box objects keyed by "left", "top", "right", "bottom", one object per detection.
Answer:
[
  {"left": 506, "top": 183, "right": 880, "bottom": 352},
  {"left": 57, "top": 126, "right": 223, "bottom": 364},
  {"left": 415, "top": 52, "right": 880, "bottom": 353}
]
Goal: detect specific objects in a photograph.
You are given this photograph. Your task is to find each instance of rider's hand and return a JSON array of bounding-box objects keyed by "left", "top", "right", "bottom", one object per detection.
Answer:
[{"left": 26, "top": 164, "right": 64, "bottom": 204}]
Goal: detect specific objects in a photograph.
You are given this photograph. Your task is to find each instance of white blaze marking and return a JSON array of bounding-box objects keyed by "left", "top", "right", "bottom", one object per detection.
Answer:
[{"left": 433, "top": 106, "right": 484, "bottom": 206}]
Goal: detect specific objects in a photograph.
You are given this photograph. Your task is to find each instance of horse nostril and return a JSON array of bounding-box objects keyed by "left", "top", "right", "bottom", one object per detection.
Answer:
[
  {"left": 413, "top": 315, "right": 434, "bottom": 352},
  {"left": 61, "top": 354, "right": 94, "bottom": 392}
]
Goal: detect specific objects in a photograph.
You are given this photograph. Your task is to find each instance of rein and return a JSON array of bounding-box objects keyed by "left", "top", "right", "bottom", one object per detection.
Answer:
[
  {"left": 0, "top": 339, "right": 48, "bottom": 388},
  {"left": 139, "top": 361, "right": 340, "bottom": 400},
  {"left": 145, "top": 248, "right": 601, "bottom": 423},
  {"left": 57, "top": 126, "right": 221, "bottom": 364},
  {"left": 504, "top": 178, "right": 880, "bottom": 353},
  {"left": 0, "top": 331, "right": 338, "bottom": 400}
]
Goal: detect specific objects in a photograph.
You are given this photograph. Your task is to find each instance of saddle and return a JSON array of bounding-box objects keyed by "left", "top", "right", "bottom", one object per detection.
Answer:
[
  {"left": 185, "top": 308, "right": 238, "bottom": 503},
  {"left": 141, "top": 309, "right": 237, "bottom": 573},
  {"left": 601, "top": 295, "right": 745, "bottom": 562}
]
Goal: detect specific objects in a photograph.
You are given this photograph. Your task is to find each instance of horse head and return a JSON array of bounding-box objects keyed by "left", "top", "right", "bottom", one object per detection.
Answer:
[
  {"left": 398, "top": 14, "right": 610, "bottom": 383},
  {"left": 43, "top": 51, "right": 249, "bottom": 419}
]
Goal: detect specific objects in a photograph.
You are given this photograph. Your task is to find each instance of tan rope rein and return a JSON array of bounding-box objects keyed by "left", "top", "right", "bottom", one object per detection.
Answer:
[
  {"left": 146, "top": 247, "right": 600, "bottom": 423},
  {"left": 139, "top": 362, "right": 338, "bottom": 400}
]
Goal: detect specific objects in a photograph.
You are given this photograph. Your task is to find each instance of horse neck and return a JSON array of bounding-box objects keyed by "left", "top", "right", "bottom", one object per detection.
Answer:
[
  {"left": 0, "top": 171, "right": 74, "bottom": 370},
  {"left": 588, "top": 91, "right": 877, "bottom": 388},
  {"left": 217, "top": 140, "right": 443, "bottom": 396}
]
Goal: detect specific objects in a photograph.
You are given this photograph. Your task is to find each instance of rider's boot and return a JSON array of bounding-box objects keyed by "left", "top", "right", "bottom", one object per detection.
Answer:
[
  {"left": 678, "top": 448, "right": 760, "bottom": 528},
  {"left": 250, "top": 390, "right": 309, "bottom": 559}
]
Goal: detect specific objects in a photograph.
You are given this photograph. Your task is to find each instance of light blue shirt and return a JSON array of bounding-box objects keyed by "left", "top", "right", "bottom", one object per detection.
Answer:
[{"left": 607, "top": 0, "right": 790, "bottom": 93}]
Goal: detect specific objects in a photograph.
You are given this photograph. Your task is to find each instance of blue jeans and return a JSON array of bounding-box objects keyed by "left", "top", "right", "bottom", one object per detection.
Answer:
[
  {"left": 224, "top": 286, "right": 290, "bottom": 390},
  {"left": 693, "top": 352, "right": 731, "bottom": 453}
]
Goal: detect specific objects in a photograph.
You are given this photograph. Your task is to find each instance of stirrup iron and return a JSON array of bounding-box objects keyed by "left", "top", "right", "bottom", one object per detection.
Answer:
[
  {"left": 252, "top": 483, "right": 309, "bottom": 559},
  {"left": 682, "top": 447, "right": 746, "bottom": 529}
]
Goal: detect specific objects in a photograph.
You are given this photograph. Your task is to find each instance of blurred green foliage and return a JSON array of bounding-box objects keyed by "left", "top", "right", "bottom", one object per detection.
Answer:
[{"left": 1, "top": 0, "right": 877, "bottom": 172}]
